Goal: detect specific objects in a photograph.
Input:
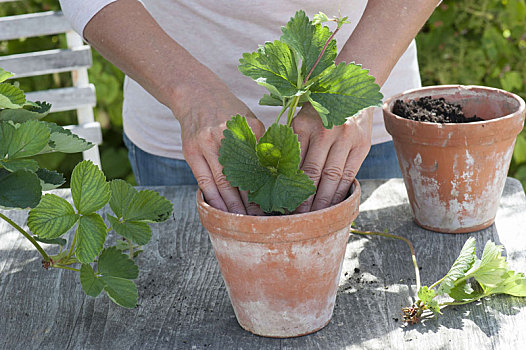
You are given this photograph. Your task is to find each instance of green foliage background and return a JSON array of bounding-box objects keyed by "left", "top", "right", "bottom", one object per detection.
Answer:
[{"left": 1, "top": 0, "right": 526, "bottom": 188}]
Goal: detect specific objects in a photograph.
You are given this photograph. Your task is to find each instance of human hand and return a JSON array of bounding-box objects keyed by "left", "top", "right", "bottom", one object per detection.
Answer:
[
  {"left": 173, "top": 75, "right": 265, "bottom": 215},
  {"left": 292, "top": 105, "right": 373, "bottom": 213}
]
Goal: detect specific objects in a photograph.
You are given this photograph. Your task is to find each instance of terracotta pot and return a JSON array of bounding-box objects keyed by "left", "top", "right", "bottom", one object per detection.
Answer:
[
  {"left": 196, "top": 181, "right": 360, "bottom": 338},
  {"left": 383, "top": 85, "right": 525, "bottom": 233}
]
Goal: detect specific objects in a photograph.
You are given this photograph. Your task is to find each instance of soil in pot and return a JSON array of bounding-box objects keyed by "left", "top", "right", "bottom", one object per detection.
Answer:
[{"left": 393, "top": 96, "right": 484, "bottom": 123}]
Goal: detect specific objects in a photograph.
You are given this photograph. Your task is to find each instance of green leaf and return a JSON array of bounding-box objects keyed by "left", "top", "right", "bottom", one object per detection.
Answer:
[
  {"left": 0, "top": 169, "right": 42, "bottom": 209},
  {"left": 71, "top": 160, "right": 110, "bottom": 214},
  {"left": 80, "top": 264, "right": 105, "bottom": 297},
  {"left": 471, "top": 241, "right": 510, "bottom": 288},
  {"left": 36, "top": 168, "right": 65, "bottom": 191},
  {"left": 27, "top": 194, "right": 79, "bottom": 238},
  {"left": 259, "top": 94, "right": 283, "bottom": 106},
  {"left": 437, "top": 237, "right": 477, "bottom": 295},
  {"left": 487, "top": 271, "right": 526, "bottom": 297},
  {"left": 0, "top": 68, "right": 14, "bottom": 83},
  {"left": 219, "top": 116, "right": 315, "bottom": 213},
  {"left": 109, "top": 179, "right": 137, "bottom": 218},
  {"left": 309, "top": 62, "right": 383, "bottom": 128},
  {"left": 2, "top": 120, "right": 50, "bottom": 159},
  {"left": 0, "top": 159, "right": 39, "bottom": 173},
  {"left": 281, "top": 10, "right": 337, "bottom": 79},
  {"left": 123, "top": 189, "right": 173, "bottom": 222},
  {"left": 108, "top": 215, "right": 152, "bottom": 246},
  {"left": 513, "top": 134, "right": 526, "bottom": 164},
  {"left": 448, "top": 281, "right": 484, "bottom": 301},
  {"left": 97, "top": 247, "right": 139, "bottom": 279},
  {"left": 0, "top": 121, "right": 15, "bottom": 158},
  {"left": 239, "top": 40, "right": 299, "bottom": 99},
  {"left": 100, "top": 275, "right": 138, "bottom": 308},
  {"left": 33, "top": 236, "right": 67, "bottom": 247},
  {"left": 75, "top": 213, "right": 107, "bottom": 263},
  {"left": 0, "top": 83, "right": 26, "bottom": 109},
  {"left": 312, "top": 12, "right": 329, "bottom": 25},
  {"left": 44, "top": 122, "right": 93, "bottom": 154},
  {"left": 0, "top": 101, "right": 51, "bottom": 122}
]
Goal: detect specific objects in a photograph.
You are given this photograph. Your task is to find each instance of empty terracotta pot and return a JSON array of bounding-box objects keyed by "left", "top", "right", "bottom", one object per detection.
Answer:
[
  {"left": 383, "top": 85, "right": 525, "bottom": 233},
  {"left": 196, "top": 181, "right": 360, "bottom": 337}
]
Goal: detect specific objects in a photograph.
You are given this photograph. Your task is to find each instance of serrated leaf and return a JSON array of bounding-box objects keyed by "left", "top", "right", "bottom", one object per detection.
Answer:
[
  {"left": 123, "top": 190, "right": 173, "bottom": 222},
  {"left": 75, "top": 213, "right": 107, "bottom": 263},
  {"left": 0, "top": 121, "right": 15, "bottom": 158},
  {"left": 0, "top": 159, "right": 39, "bottom": 173},
  {"left": 27, "top": 194, "right": 78, "bottom": 238},
  {"left": 4, "top": 120, "right": 50, "bottom": 159},
  {"left": 80, "top": 264, "right": 105, "bottom": 297},
  {"left": 109, "top": 179, "right": 137, "bottom": 218},
  {"left": 71, "top": 160, "right": 110, "bottom": 214},
  {"left": 97, "top": 247, "right": 139, "bottom": 279},
  {"left": 45, "top": 122, "right": 93, "bottom": 153},
  {"left": 471, "top": 241, "right": 510, "bottom": 288},
  {"left": 108, "top": 215, "right": 152, "bottom": 246},
  {"left": 0, "top": 83, "right": 26, "bottom": 108},
  {"left": 100, "top": 276, "right": 138, "bottom": 308},
  {"left": 487, "top": 271, "right": 526, "bottom": 297},
  {"left": 33, "top": 235, "right": 67, "bottom": 247},
  {"left": 437, "top": 237, "right": 477, "bottom": 295},
  {"left": 239, "top": 40, "right": 299, "bottom": 99},
  {"left": 0, "top": 169, "right": 41, "bottom": 209},
  {"left": 281, "top": 10, "right": 336, "bottom": 79},
  {"left": 448, "top": 281, "right": 484, "bottom": 301},
  {"left": 36, "top": 168, "right": 65, "bottom": 191},
  {"left": 309, "top": 62, "right": 383, "bottom": 128},
  {"left": 219, "top": 116, "right": 315, "bottom": 213},
  {"left": 0, "top": 68, "right": 14, "bottom": 83},
  {"left": 0, "top": 101, "right": 51, "bottom": 122}
]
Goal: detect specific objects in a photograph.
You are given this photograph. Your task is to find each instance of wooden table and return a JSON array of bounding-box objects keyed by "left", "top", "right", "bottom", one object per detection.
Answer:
[{"left": 1, "top": 179, "right": 525, "bottom": 349}]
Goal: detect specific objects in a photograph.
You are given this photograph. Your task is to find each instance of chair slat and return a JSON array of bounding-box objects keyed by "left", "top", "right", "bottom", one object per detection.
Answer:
[
  {"left": 0, "top": 46, "right": 91, "bottom": 78},
  {"left": 25, "top": 85, "right": 96, "bottom": 113},
  {"left": 0, "top": 12, "right": 71, "bottom": 41}
]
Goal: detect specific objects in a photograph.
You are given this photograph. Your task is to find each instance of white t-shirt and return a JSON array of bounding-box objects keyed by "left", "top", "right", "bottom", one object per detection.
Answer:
[{"left": 60, "top": 0, "right": 421, "bottom": 160}]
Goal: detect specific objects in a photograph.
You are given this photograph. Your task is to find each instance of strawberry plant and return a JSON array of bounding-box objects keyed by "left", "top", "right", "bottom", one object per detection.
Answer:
[
  {"left": 0, "top": 68, "right": 172, "bottom": 308},
  {"left": 219, "top": 10, "right": 383, "bottom": 213}
]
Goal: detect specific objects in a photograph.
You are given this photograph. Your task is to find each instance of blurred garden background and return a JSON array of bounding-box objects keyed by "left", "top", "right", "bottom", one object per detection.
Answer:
[{"left": 1, "top": 0, "right": 526, "bottom": 188}]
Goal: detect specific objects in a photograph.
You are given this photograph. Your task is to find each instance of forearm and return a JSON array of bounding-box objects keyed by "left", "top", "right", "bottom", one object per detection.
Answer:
[
  {"left": 83, "top": 0, "right": 220, "bottom": 118},
  {"left": 337, "top": 0, "right": 440, "bottom": 86}
]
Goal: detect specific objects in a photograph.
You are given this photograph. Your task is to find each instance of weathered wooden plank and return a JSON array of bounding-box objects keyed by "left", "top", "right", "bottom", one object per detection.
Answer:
[
  {"left": 0, "top": 11, "right": 71, "bottom": 41},
  {"left": 0, "top": 46, "right": 91, "bottom": 78},
  {"left": 25, "top": 85, "right": 96, "bottom": 113},
  {"left": 0, "top": 180, "right": 525, "bottom": 349}
]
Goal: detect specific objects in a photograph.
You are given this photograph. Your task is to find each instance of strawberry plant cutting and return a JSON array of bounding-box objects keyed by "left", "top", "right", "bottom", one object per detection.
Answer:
[{"left": 0, "top": 68, "right": 172, "bottom": 308}]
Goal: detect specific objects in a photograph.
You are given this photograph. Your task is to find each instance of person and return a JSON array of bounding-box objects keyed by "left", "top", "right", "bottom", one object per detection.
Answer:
[{"left": 60, "top": 0, "right": 440, "bottom": 215}]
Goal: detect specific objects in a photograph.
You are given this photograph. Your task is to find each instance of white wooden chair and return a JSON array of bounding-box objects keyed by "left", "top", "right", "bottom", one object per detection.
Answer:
[{"left": 0, "top": 5, "right": 102, "bottom": 166}]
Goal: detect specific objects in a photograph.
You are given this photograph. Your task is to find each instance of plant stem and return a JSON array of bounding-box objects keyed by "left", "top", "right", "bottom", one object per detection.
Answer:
[
  {"left": 53, "top": 265, "right": 80, "bottom": 272},
  {"left": 286, "top": 95, "right": 301, "bottom": 127},
  {"left": 276, "top": 101, "right": 290, "bottom": 124},
  {"left": 0, "top": 212, "right": 50, "bottom": 262},
  {"left": 128, "top": 239, "right": 134, "bottom": 259},
  {"left": 440, "top": 294, "right": 487, "bottom": 307},
  {"left": 428, "top": 277, "right": 445, "bottom": 290},
  {"left": 303, "top": 26, "right": 340, "bottom": 84},
  {"left": 351, "top": 228, "right": 421, "bottom": 291},
  {"left": 65, "top": 232, "right": 77, "bottom": 260}
]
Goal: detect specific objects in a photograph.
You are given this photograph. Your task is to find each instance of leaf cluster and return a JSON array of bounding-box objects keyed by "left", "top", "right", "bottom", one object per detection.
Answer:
[
  {"left": 27, "top": 161, "right": 173, "bottom": 308},
  {"left": 0, "top": 68, "right": 92, "bottom": 209},
  {"left": 219, "top": 11, "right": 383, "bottom": 213},
  {"left": 409, "top": 238, "right": 526, "bottom": 323}
]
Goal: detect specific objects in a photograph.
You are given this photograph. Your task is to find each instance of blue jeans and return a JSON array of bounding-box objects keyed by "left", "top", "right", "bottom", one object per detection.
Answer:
[{"left": 123, "top": 132, "right": 401, "bottom": 186}]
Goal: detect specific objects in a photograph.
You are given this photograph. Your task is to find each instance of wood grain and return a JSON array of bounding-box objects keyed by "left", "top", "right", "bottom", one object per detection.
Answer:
[{"left": 1, "top": 180, "right": 525, "bottom": 349}]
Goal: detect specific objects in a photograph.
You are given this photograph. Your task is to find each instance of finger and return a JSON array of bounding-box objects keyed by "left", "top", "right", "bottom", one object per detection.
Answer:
[
  {"left": 311, "top": 141, "right": 350, "bottom": 211},
  {"left": 294, "top": 137, "right": 332, "bottom": 214},
  {"left": 188, "top": 154, "right": 228, "bottom": 212},
  {"left": 331, "top": 146, "right": 368, "bottom": 205},
  {"left": 202, "top": 148, "right": 247, "bottom": 214},
  {"left": 240, "top": 191, "right": 265, "bottom": 216}
]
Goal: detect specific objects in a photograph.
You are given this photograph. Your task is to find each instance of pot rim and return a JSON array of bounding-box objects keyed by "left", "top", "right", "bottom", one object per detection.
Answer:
[
  {"left": 196, "top": 179, "right": 361, "bottom": 242},
  {"left": 383, "top": 84, "right": 526, "bottom": 127},
  {"left": 196, "top": 179, "right": 360, "bottom": 220}
]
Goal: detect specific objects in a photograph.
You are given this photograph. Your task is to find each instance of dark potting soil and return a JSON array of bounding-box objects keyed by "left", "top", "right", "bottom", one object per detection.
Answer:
[{"left": 392, "top": 96, "right": 484, "bottom": 123}]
